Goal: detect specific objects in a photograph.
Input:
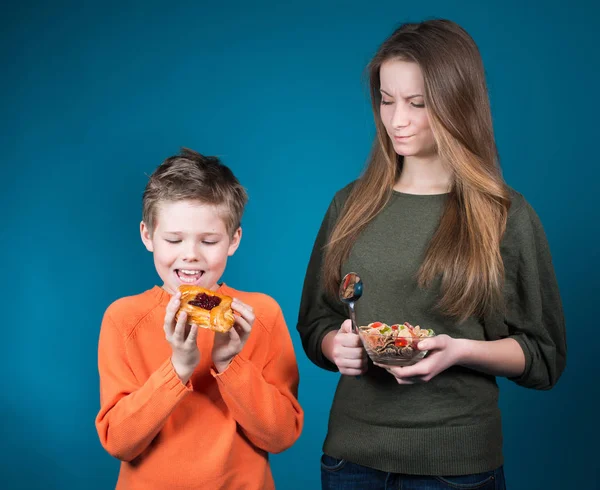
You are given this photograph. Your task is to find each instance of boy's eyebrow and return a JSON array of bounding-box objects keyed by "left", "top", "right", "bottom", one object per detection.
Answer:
[
  {"left": 161, "top": 230, "right": 222, "bottom": 236},
  {"left": 380, "top": 89, "right": 423, "bottom": 99}
]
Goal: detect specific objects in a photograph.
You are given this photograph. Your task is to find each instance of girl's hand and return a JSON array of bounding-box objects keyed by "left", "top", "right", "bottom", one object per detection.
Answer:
[
  {"left": 165, "top": 291, "right": 200, "bottom": 384},
  {"left": 324, "top": 319, "right": 368, "bottom": 376},
  {"left": 374, "top": 334, "right": 461, "bottom": 384},
  {"left": 212, "top": 298, "right": 254, "bottom": 373}
]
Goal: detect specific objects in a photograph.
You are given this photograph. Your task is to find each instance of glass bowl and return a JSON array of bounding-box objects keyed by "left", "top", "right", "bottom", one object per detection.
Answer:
[{"left": 358, "top": 322, "right": 435, "bottom": 367}]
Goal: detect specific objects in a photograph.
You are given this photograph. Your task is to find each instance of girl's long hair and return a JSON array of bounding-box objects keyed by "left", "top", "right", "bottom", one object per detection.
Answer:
[{"left": 323, "top": 20, "right": 510, "bottom": 322}]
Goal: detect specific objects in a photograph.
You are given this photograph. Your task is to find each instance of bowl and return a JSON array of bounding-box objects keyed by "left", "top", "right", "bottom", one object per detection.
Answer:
[{"left": 357, "top": 322, "right": 435, "bottom": 367}]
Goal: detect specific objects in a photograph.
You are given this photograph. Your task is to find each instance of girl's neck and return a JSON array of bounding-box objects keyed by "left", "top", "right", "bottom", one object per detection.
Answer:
[{"left": 393, "top": 154, "right": 452, "bottom": 195}]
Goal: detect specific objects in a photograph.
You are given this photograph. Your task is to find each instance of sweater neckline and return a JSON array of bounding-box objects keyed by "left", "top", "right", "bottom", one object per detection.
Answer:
[{"left": 391, "top": 189, "right": 450, "bottom": 199}]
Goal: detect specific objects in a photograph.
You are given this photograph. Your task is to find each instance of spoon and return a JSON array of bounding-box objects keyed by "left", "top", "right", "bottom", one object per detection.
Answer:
[{"left": 339, "top": 272, "right": 363, "bottom": 334}]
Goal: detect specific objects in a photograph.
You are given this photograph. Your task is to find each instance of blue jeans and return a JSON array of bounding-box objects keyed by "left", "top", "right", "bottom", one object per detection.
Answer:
[{"left": 321, "top": 454, "right": 506, "bottom": 490}]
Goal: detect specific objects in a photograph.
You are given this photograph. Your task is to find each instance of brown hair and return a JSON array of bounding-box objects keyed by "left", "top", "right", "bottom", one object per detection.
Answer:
[
  {"left": 142, "top": 148, "right": 248, "bottom": 236},
  {"left": 324, "top": 19, "right": 510, "bottom": 321}
]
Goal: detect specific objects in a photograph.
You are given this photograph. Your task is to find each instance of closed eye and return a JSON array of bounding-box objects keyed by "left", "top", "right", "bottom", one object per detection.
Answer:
[{"left": 165, "top": 239, "right": 181, "bottom": 244}]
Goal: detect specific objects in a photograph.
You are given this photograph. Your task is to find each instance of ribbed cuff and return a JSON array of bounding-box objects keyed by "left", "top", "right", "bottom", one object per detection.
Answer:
[
  {"left": 506, "top": 333, "right": 533, "bottom": 386},
  {"left": 314, "top": 326, "right": 340, "bottom": 372},
  {"left": 210, "top": 355, "right": 249, "bottom": 388},
  {"left": 160, "top": 358, "right": 194, "bottom": 395}
]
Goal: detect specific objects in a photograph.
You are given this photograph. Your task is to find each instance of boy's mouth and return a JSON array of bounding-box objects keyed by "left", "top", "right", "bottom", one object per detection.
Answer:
[{"left": 176, "top": 269, "right": 205, "bottom": 284}]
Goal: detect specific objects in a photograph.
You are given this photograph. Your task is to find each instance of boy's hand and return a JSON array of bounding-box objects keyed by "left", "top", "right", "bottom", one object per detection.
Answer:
[
  {"left": 165, "top": 291, "right": 200, "bottom": 384},
  {"left": 212, "top": 298, "right": 254, "bottom": 373}
]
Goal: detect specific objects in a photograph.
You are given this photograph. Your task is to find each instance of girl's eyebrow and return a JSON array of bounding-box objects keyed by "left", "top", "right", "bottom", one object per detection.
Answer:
[{"left": 380, "top": 89, "right": 423, "bottom": 99}]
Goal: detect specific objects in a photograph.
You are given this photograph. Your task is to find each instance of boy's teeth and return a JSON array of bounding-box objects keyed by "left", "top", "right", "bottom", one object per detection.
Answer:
[{"left": 177, "top": 269, "right": 203, "bottom": 283}]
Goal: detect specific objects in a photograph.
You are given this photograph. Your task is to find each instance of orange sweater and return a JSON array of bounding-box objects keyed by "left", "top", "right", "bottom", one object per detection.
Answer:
[{"left": 96, "top": 284, "right": 303, "bottom": 489}]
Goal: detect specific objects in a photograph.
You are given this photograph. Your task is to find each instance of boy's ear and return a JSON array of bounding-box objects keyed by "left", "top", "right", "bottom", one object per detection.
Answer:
[
  {"left": 140, "top": 221, "right": 154, "bottom": 252},
  {"left": 227, "top": 227, "right": 242, "bottom": 256}
]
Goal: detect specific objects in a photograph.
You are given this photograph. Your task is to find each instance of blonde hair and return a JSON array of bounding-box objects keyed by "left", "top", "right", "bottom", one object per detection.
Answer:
[{"left": 142, "top": 148, "right": 248, "bottom": 237}]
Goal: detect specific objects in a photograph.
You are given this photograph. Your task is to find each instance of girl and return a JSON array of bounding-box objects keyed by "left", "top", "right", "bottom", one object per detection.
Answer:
[{"left": 297, "top": 19, "right": 566, "bottom": 490}]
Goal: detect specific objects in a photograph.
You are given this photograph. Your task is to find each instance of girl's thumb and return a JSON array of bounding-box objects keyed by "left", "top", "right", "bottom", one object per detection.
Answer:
[{"left": 340, "top": 319, "right": 353, "bottom": 333}]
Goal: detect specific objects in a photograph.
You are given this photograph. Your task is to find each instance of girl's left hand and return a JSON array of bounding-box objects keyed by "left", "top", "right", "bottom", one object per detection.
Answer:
[
  {"left": 374, "top": 334, "right": 462, "bottom": 384},
  {"left": 212, "top": 298, "right": 255, "bottom": 373}
]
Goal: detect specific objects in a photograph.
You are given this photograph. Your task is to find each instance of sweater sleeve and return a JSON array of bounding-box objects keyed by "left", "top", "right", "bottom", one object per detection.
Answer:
[
  {"left": 212, "top": 303, "right": 303, "bottom": 454},
  {"left": 492, "top": 199, "right": 567, "bottom": 390},
  {"left": 296, "top": 194, "right": 349, "bottom": 372},
  {"left": 95, "top": 313, "right": 192, "bottom": 462}
]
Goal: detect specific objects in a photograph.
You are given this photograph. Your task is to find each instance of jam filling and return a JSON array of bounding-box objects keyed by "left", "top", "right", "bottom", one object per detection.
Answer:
[{"left": 189, "top": 292, "right": 221, "bottom": 310}]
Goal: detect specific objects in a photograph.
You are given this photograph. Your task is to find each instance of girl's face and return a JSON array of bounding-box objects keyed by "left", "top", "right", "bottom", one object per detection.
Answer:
[{"left": 379, "top": 59, "right": 437, "bottom": 159}]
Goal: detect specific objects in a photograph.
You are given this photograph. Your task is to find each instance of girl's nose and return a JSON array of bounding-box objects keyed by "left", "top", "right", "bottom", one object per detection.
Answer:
[{"left": 391, "top": 104, "right": 410, "bottom": 129}]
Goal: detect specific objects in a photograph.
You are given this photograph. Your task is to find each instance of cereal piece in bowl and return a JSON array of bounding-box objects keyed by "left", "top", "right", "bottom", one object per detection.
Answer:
[{"left": 358, "top": 321, "right": 435, "bottom": 366}]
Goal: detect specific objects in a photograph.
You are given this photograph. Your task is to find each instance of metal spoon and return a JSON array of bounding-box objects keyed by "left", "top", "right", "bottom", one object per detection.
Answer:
[{"left": 339, "top": 272, "right": 363, "bottom": 333}]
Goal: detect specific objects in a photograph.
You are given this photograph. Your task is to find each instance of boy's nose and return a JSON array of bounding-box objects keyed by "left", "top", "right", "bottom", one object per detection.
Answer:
[{"left": 183, "top": 244, "right": 201, "bottom": 261}]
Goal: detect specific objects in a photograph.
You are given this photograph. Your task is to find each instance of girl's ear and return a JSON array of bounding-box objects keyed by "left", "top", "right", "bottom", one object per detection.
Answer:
[{"left": 140, "top": 221, "right": 154, "bottom": 252}]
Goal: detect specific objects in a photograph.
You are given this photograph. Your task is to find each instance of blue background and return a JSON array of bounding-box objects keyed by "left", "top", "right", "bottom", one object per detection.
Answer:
[{"left": 2, "top": 1, "right": 598, "bottom": 489}]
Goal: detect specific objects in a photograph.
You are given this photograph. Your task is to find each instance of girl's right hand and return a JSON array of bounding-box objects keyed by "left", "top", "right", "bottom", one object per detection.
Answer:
[
  {"left": 164, "top": 291, "right": 200, "bottom": 384},
  {"left": 322, "top": 319, "right": 368, "bottom": 376}
]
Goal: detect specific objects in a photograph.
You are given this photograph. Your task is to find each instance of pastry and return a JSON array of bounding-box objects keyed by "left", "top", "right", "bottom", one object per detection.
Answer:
[{"left": 176, "top": 285, "right": 235, "bottom": 333}]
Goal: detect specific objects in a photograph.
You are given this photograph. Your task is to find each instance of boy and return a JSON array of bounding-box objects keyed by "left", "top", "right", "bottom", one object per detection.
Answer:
[{"left": 95, "top": 149, "right": 303, "bottom": 489}]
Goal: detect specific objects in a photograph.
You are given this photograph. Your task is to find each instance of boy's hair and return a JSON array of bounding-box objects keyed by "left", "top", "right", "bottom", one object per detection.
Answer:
[{"left": 142, "top": 148, "right": 248, "bottom": 236}]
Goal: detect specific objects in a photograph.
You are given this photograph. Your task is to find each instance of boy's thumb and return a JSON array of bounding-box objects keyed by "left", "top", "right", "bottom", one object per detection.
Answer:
[{"left": 340, "top": 319, "right": 353, "bottom": 333}]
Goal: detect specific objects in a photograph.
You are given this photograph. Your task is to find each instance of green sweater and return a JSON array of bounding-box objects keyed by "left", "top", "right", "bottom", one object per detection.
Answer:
[{"left": 297, "top": 184, "right": 566, "bottom": 475}]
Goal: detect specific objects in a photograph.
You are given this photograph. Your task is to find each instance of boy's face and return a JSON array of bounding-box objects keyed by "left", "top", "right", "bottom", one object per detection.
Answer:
[{"left": 140, "top": 200, "right": 241, "bottom": 294}]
